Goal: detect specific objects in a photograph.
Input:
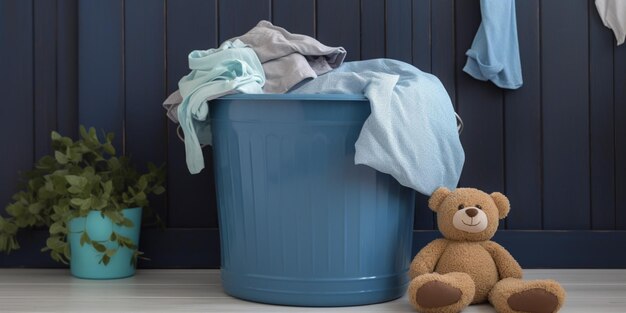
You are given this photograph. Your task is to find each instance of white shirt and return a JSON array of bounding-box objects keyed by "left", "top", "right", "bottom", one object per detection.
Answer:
[{"left": 596, "top": 0, "right": 626, "bottom": 45}]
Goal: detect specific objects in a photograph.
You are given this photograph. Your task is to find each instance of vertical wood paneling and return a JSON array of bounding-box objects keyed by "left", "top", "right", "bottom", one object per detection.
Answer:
[
  {"left": 456, "top": 0, "right": 505, "bottom": 194},
  {"left": 504, "top": 0, "right": 542, "bottom": 230},
  {"left": 615, "top": 41, "right": 626, "bottom": 229},
  {"left": 317, "top": 0, "right": 360, "bottom": 61},
  {"left": 0, "top": 0, "right": 34, "bottom": 211},
  {"left": 411, "top": 0, "right": 433, "bottom": 230},
  {"left": 166, "top": 0, "right": 218, "bottom": 228},
  {"left": 218, "top": 0, "right": 271, "bottom": 42},
  {"left": 78, "top": 0, "right": 124, "bottom": 149},
  {"left": 5, "top": 0, "right": 626, "bottom": 268},
  {"left": 589, "top": 0, "right": 616, "bottom": 230},
  {"left": 430, "top": 0, "right": 455, "bottom": 104},
  {"left": 272, "top": 0, "right": 315, "bottom": 37},
  {"left": 125, "top": 0, "right": 167, "bottom": 222},
  {"left": 541, "top": 0, "right": 590, "bottom": 229},
  {"left": 360, "top": 0, "right": 385, "bottom": 60},
  {"left": 412, "top": 0, "right": 431, "bottom": 72},
  {"left": 34, "top": 0, "right": 58, "bottom": 159},
  {"left": 428, "top": 0, "right": 456, "bottom": 230},
  {"left": 215, "top": 0, "right": 272, "bottom": 228},
  {"left": 56, "top": 0, "right": 78, "bottom": 139},
  {"left": 385, "top": 0, "right": 412, "bottom": 63}
]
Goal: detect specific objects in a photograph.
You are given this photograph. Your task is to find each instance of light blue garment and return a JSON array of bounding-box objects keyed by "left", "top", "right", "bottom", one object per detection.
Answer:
[
  {"left": 463, "top": 0, "right": 522, "bottom": 89},
  {"left": 177, "top": 39, "right": 265, "bottom": 174},
  {"left": 290, "top": 59, "right": 464, "bottom": 196}
]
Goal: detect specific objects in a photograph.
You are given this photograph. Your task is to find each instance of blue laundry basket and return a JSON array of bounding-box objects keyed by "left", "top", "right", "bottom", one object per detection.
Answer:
[{"left": 209, "top": 94, "right": 416, "bottom": 306}]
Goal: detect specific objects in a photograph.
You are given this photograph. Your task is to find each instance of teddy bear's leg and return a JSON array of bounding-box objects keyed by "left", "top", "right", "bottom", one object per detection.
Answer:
[
  {"left": 407, "top": 272, "right": 475, "bottom": 313},
  {"left": 488, "top": 278, "right": 566, "bottom": 313}
]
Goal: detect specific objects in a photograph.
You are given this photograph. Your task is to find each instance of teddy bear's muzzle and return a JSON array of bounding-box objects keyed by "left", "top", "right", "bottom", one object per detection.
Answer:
[{"left": 453, "top": 207, "right": 489, "bottom": 233}]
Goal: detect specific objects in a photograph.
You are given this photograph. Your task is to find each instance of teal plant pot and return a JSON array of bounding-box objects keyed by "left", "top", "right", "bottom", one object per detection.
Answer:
[{"left": 67, "top": 207, "right": 142, "bottom": 279}]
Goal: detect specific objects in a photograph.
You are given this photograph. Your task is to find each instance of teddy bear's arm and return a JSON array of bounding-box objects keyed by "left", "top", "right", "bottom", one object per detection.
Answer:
[
  {"left": 482, "top": 241, "right": 523, "bottom": 279},
  {"left": 409, "top": 238, "right": 448, "bottom": 279}
]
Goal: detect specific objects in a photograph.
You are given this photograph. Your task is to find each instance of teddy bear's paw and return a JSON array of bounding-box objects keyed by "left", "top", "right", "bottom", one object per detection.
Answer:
[
  {"left": 408, "top": 273, "right": 475, "bottom": 312},
  {"left": 490, "top": 279, "right": 565, "bottom": 313},
  {"left": 415, "top": 280, "right": 463, "bottom": 309},
  {"left": 507, "top": 288, "right": 559, "bottom": 313}
]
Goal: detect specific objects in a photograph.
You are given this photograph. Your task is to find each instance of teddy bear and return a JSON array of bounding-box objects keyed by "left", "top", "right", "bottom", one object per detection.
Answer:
[{"left": 407, "top": 187, "right": 566, "bottom": 313}]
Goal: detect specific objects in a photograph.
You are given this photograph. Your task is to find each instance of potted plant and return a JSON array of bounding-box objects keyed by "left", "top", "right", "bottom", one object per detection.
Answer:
[{"left": 0, "top": 126, "right": 165, "bottom": 279}]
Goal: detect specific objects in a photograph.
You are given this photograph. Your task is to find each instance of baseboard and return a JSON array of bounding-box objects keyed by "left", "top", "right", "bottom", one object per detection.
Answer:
[
  {"left": 0, "top": 228, "right": 221, "bottom": 269},
  {"left": 415, "top": 230, "right": 626, "bottom": 269},
  {"left": 2, "top": 229, "right": 625, "bottom": 268}
]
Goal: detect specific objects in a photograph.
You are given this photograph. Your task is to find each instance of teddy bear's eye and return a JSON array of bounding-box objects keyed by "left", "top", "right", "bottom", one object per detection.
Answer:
[
  {"left": 476, "top": 204, "right": 482, "bottom": 210},
  {"left": 457, "top": 204, "right": 464, "bottom": 210}
]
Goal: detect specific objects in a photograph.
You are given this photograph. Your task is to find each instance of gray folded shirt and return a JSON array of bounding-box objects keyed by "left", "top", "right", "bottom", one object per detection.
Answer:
[
  {"left": 163, "top": 20, "right": 347, "bottom": 123},
  {"left": 233, "top": 20, "right": 346, "bottom": 93}
]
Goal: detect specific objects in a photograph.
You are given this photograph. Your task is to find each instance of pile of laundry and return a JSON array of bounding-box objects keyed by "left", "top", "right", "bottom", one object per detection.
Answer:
[{"left": 163, "top": 20, "right": 464, "bottom": 196}]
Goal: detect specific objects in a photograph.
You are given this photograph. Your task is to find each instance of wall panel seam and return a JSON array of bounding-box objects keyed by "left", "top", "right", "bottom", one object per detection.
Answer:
[
  {"left": 31, "top": 0, "right": 36, "bottom": 164},
  {"left": 121, "top": 0, "right": 127, "bottom": 156},
  {"left": 53, "top": 0, "right": 59, "bottom": 140},
  {"left": 538, "top": 1, "right": 544, "bottom": 230},
  {"left": 585, "top": 1, "right": 591, "bottom": 230},
  {"left": 164, "top": 0, "right": 170, "bottom": 225},
  {"left": 612, "top": 42, "right": 616, "bottom": 230}
]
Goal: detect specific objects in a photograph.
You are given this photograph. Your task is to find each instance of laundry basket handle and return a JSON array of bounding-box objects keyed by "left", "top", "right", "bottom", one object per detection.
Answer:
[
  {"left": 176, "top": 125, "right": 208, "bottom": 148},
  {"left": 455, "top": 112, "right": 464, "bottom": 135}
]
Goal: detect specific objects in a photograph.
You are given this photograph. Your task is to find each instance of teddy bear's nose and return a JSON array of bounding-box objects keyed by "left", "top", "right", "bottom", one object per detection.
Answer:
[{"left": 465, "top": 208, "right": 478, "bottom": 218}]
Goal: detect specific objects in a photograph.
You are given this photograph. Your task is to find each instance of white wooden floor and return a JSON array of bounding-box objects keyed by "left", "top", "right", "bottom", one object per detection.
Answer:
[{"left": 0, "top": 269, "right": 624, "bottom": 313}]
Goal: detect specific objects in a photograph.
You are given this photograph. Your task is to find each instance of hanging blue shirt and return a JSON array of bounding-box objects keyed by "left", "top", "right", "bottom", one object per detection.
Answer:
[
  {"left": 177, "top": 40, "right": 265, "bottom": 174},
  {"left": 463, "top": 0, "right": 523, "bottom": 89},
  {"left": 290, "top": 59, "right": 464, "bottom": 196}
]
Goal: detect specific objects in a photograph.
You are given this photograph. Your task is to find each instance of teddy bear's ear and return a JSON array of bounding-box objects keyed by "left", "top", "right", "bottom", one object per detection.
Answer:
[
  {"left": 490, "top": 192, "right": 510, "bottom": 219},
  {"left": 428, "top": 187, "right": 451, "bottom": 212}
]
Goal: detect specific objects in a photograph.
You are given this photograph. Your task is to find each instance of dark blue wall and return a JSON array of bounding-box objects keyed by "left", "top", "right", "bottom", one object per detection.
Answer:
[{"left": 1, "top": 0, "right": 625, "bottom": 268}]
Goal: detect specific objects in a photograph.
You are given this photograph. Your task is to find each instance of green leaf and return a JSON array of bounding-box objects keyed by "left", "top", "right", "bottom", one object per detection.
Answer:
[
  {"left": 45, "top": 236, "right": 64, "bottom": 250},
  {"left": 121, "top": 218, "right": 134, "bottom": 228},
  {"left": 67, "top": 186, "right": 82, "bottom": 194},
  {"left": 59, "top": 136, "right": 73, "bottom": 147},
  {"left": 27, "top": 202, "right": 45, "bottom": 214},
  {"left": 135, "top": 192, "right": 146, "bottom": 202},
  {"left": 116, "top": 234, "right": 137, "bottom": 249},
  {"left": 0, "top": 217, "right": 19, "bottom": 235},
  {"left": 54, "top": 151, "right": 68, "bottom": 164},
  {"left": 92, "top": 242, "right": 106, "bottom": 253},
  {"left": 36, "top": 156, "right": 56, "bottom": 170},
  {"left": 102, "top": 180, "right": 113, "bottom": 196},
  {"left": 70, "top": 198, "right": 85, "bottom": 207},
  {"left": 49, "top": 223, "right": 65, "bottom": 235},
  {"left": 88, "top": 127, "right": 97, "bottom": 142},
  {"left": 91, "top": 197, "right": 107, "bottom": 210},
  {"left": 137, "top": 176, "right": 148, "bottom": 190},
  {"left": 103, "top": 211, "right": 125, "bottom": 224},
  {"left": 103, "top": 143, "right": 116, "bottom": 155},
  {"left": 63, "top": 243, "right": 71, "bottom": 260},
  {"left": 79, "top": 125, "right": 89, "bottom": 140},
  {"left": 152, "top": 186, "right": 165, "bottom": 195},
  {"left": 51, "top": 131, "right": 62, "bottom": 141},
  {"left": 65, "top": 175, "right": 87, "bottom": 187},
  {"left": 131, "top": 250, "right": 143, "bottom": 267},
  {"left": 79, "top": 198, "right": 92, "bottom": 212},
  {"left": 79, "top": 232, "right": 90, "bottom": 246},
  {"left": 100, "top": 254, "right": 111, "bottom": 265}
]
